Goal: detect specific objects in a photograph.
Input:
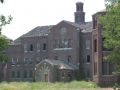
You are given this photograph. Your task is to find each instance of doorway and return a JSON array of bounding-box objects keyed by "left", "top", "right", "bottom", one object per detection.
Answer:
[{"left": 45, "top": 74, "right": 48, "bottom": 82}]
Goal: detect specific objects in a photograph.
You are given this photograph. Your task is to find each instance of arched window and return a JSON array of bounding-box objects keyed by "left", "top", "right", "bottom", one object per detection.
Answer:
[
  {"left": 64, "top": 39, "right": 68, "bottom": 48},
  {"left": 55, "top": 40, "right": 59, "bottom": 48},
  {"left": 59, "top": 40, "right": 62, "bottom": 48},
  {"left": 24, "top": 71, "right": 27, "bottom": 78},
  {"left": 11, "top": 71, "right": 15, "bottom": 78},
  {"left": 17, "top": 71, "right": 20, "bottom": 78},
  {"left": 29, "top": 71, "right": 33, "bottom": 78},
  {"left": 68, "top": 39, "right": 72, "bottom": 48}
]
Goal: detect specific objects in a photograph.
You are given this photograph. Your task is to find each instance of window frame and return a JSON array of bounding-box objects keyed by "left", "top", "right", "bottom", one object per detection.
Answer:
[
  {"left": 86, "top": 55, "right": 90, "bottom": 63},
  {"left": 17, "top": 71, "right": 20, "bottom": 78},
  {"left": 24, "top": 57, "right": 27, "bottom": 65},
  {"left": 24, "top": 44, "right": 27, "bottom": 52},
  {"left": 11, "top": 71, "right": 15, "bottom": 78},
  {"left": 30, "top": 44, "right": 33, "bottom": 52},
  {"left": 86, "top": 40, "right": 90, "bottom": 49},
  {"left": 37, "top": 43, "right": 40, "bottom": 52},
  {"left": 12, "top": 58, "right": 15, "bottom": 66},
  {"left": 43, "top": 43, "right": 46, "bottom": 51},
  {"left": 17, "top": 58, "right": 20, "bottom": 66}
]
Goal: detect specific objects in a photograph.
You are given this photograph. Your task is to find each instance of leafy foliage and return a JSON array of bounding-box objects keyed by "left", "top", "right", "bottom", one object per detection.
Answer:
[
  {"left": 0, "top": 1, "right": 13, "bottom": 62},
  {"left": 98, "top": 0, "right": 120, "bottom": 75},
  {"left": 0, "top": 0, "right": 4, "bottom": 3}
]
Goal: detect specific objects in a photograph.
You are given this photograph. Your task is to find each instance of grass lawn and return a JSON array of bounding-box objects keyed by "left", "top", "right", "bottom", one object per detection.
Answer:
[{"left": 0, "top": 80, "right": 113, "bottom": 90}]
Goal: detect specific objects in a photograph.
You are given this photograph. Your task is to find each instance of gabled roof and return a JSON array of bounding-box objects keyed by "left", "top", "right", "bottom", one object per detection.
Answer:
[
  {"left": 62, "top": 20, "right": 81, "bottom": 28},
  {"left": 63, "top": 20, "right": 92, "bottom": 33},
  {"left": 36, "top": 59, "right": 78, "bottom": 70},
  {"left": 13, "top": 20, "right": 92, "bottom": 44}
]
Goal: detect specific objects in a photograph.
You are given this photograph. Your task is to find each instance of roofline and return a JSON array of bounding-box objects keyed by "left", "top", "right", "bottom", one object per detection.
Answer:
[{"left": 36, "top": 59, "right": 54, "bottom": 67}]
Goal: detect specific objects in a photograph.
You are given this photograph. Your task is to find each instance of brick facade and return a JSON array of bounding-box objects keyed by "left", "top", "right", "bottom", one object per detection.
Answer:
[{"left": 0, "top": 1, "right": 117, "bottom": 86}]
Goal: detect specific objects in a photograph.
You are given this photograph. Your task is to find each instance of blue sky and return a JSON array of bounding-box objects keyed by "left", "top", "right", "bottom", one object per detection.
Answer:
[{"left": 0, "top": 0, "right": 105, "bottom": 40}]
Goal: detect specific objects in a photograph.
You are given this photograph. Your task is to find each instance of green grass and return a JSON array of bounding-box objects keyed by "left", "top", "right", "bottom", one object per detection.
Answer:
[{"left": 0, "top": 80, "right": 112, "bottom": 90}]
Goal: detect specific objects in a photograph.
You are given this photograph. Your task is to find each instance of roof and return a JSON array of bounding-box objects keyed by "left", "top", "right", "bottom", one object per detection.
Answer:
[
  {"left": 37, "top": 59, "right": 78, "bottom": 70},
  {"left": 13, "top": 25, "right": 54, "bottom": 44},
  {"left": 76, "top": 1, "right": 84, "bottom": 4},
  {"left": 80, "top": 21, "right": 92, "bottom": 33},
  {"left": 63, "top": 20, "right": 92, "bottom": 33},
  {"left": 63, "top": 20, "right": 81, "bottom": 28},
  {"left": 13, "top": 20, "right": 92, "bottom": 44}
]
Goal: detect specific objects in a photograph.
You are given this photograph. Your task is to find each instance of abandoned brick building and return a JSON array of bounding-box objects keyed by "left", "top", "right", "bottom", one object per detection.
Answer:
[{"left": 0, "top": 1, "right": 118, "bottom": 86}]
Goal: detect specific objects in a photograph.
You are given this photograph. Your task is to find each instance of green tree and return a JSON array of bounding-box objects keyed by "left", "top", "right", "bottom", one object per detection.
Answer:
[
  {"left": 0, "top": 0, "right": 4, "bottom": 3},
  {"left": 0, "top": 0, "right": 13, "bottom": 62},
  {"left": 98, "top": 0, "right": 120, "bottom": 75}
]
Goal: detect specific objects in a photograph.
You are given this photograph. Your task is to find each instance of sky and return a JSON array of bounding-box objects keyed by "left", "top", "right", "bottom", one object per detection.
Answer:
[{"left": 0, "top": 0, "right": 105, "bottom": 40}]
